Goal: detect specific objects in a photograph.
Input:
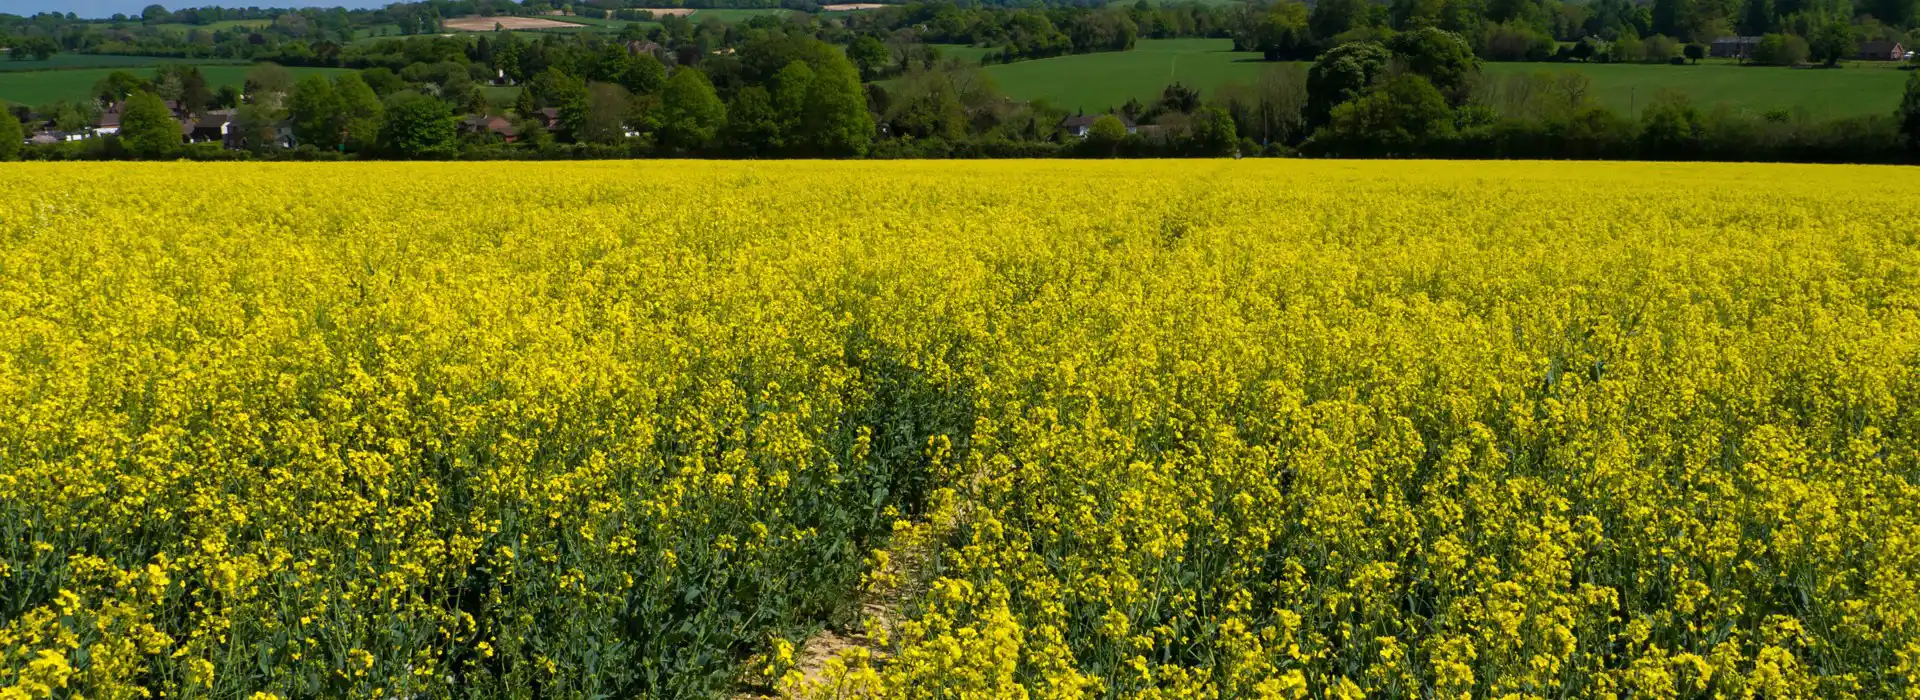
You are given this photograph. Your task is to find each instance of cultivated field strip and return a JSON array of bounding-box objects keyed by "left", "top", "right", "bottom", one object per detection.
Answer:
[{"left": 1, "top": 161, "right": 1917, "bottom": 699}]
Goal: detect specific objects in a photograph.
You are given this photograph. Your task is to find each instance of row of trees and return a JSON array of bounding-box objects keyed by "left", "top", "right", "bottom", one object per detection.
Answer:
[
  {"left": 1241, "top": 0, "right": 1912, "bottom": 65},
  {"left": 16, "top": 22, "right": 1920, "bottom": 165},
  {"left": 1275, "top": 27, "right": 1920, "bottom": 162}
]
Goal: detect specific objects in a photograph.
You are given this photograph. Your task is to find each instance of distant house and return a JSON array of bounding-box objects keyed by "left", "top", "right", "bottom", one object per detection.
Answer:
[
  {"left": 184, "top": 111, "right": 233, "bottom": 144},
  {"left": 461, "top": 114, "right": 521, "bottom": 142},
  {"left": 92, "top": 110, "right": 121, "bottom": 137},
  {"left": 536, "top": 107, "right": 562, "bottom": 131},
  {"left": 1858, "top": 40, "right": 1906, "bottom": 60},
  {"left": 1709, "top": 36, "right": 1762, "bottom": 59},
  {"left": 1058, "top": 113, "right": 1136, "bottom": 138}
]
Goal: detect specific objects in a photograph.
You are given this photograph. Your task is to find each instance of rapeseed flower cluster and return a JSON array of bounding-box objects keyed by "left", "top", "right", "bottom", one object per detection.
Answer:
[{"left": 1, "top": 161, "right": 1916, "bottom": 699}]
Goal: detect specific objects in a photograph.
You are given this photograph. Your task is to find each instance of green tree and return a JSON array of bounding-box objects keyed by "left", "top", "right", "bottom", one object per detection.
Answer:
[
  {"left": 1638, "top": 94, "right": 1703, "bottom": 157},
  {"left": 620, "top": 53, "right": 668, "bottom": 95},
  {"left": 1306, "top": 41, "right": 1390, "bottom": 127},
  {"left": 380, "top": 91, "right": 457, "bottom": 158},
  {"left": 799, "top": 49, "right": 875, "bottom": 157},
  {"left": 1898, "top": 70, "right": 1920, "bottom": 148},
  {"left": 94, "top": 71, "right": 150, "bottom": 106},
  {"left": 1086, "top": 113, "right": 1128, "bottom": 156},
  {"left": 577, "top": 82, "right": 632, "bottom": 145},
  {"left": 1186, "top": 105, "right": 1239, "bottom": 156},
  {"left": 1310, "top": 0, "right": 1368, "bottom": 42},
  {"left": 334, "top": 73, "right": 384, "bottom": 153},
  {"left": 656, "top": 67, "right": 726, "bottom": 151},
  {"left": 360, "top": 67, "right": 405, "bottom": 97},
  {"left": 214, "top": 84, "right": 243, "bottom": 109},
  {"left": 1753, "top": 32, "right": 1808, "bottom": 65},
  {"left": 0, "top": 109, "right": 21, "bottom": 161},
  {"left": 1254, "top": 1, "right": 1315, "bottom": 60},
  {"left": 1321, "top": 73, "right": 1453, "bottom": 155},
  {"left": 178, "top": 67, "right": 212, "bottom": 114},
  {"left": 287, "top": 74, "right": 340, "bottom": 149},
  {"left": 771, "top": 60, "right": 815, "bottom": 144},
  {"left": 514, "top": 86, "right": 538, "bottom": 117},
  {"left": 849, "top": 35, "right": 892, "bottom": 81},
  {"left": 229, "top": 103, "right": 281, "bottom": 150},
  {"left": 118, "top": 91, "right": 179, "bottom": 159},
  {"left": 52, "top": 102, "right": 92, "bottom": 134},
  {"left": 1739, "top": 0, "right": 1774, "bottom": 35},
  {"left": 724, "top": 85, "right": 784, "bottom": 155},
  {"left": 883, "top": 65, "right": 969, "bottom": 141},
  {"left": 1386, "top": 27, "right": 1478, "bottom": 105},
  {"left": 1683, "top": 41, "right": 1706, "bottom": 62},
  {"left": 244, "top": 63, "right": 296, "bottom": 109},
  {"left": 1809, "top": 20, "right": 1855, "bottom": 66},
  {"left": 541, "top": 70, "right": 592, "bottom": 142}
]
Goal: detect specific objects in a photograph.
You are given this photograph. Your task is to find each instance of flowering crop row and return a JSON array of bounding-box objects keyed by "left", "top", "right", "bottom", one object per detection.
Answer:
[{"left": 1, "top": 161, "right": 1916, "bottom": 699}]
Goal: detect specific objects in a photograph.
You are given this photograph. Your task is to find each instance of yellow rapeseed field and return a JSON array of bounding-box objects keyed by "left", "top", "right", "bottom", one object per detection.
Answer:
[{"left": 1, "top": 161, "right": 1917, "bottom": 700}]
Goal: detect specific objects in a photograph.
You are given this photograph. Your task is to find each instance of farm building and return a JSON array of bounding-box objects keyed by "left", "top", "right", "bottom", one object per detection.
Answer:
[
  {"left": 184, "top": 111, "right": 233, "bottom": 144},
  {"left": 92, "top": 110, "right": 120, "bottom": 137},
  {"left": 461, "top": 114, "right": 521, "bottom": 142},
  {"left": 1710, "top": 36, "right": 1762, "bottom": 59},
  {"left": 1857, "top": 41, "right": 1906, "bottom": 60}
]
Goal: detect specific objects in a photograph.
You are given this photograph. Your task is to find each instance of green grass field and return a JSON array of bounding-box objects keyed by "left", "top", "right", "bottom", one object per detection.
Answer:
[
  {"left": 969, "top": 38, "right": 1912, "bottom": 118},
  {"left": 931, "top": 44, "right": 993, "bottom": 63},
  {"left": 481, "top": 85, "right": 523, "bottom": 109},
  {"left": 550, "top": 15, "right": 639, "bottom": 27},
  {"left": 0, "top": 64, "right": 352, "bottom": 108},
  {"left": 554, "top": 9, "right": 789, "bottom": 26},
  {"left": 0, "top": 54, "right": 239, "bottom": 73}
]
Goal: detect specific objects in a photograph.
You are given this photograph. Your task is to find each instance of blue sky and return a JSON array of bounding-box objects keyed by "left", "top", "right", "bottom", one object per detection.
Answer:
[{"left": 11, "top": 0, "right": 390, "bottom": 18}]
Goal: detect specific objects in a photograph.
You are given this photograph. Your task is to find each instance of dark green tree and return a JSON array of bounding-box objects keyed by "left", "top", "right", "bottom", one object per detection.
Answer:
[
  {"left": 1254, "top": 1, "right": 1314, "bottom": 60},
  {"left": 1306, "top": 41, "right": 1390, "bottom": 127},
  {"left": 656, "top": 67, "right": 726, "bottom": 151},
  {"left": 1898, "top": 70, "right": 1920, "bottom": 148},
  {"left": 1309, "top": 0, "right": 1368, "bottom": 42},
  {"left": 179, "top": 68, "right": 212, "bottom": 114},
  {"left": 1386, "top": 27, "right": 1478, "bottom": 105},
  {"left": 576, "top": 82, "right": 632, "bottom": 145},
  {"left": 118, "top": 91, "right": 179, "bottom": 159},
  {"left": 849, "top": 35, "right": 892, "bottom": 80},
  {"left": 0, "top": 109, "right": 21, "bottom": 161},
  {"left": 800, "top": 48, "right": 875, "bottom": 157},
  {"left": 620, "top": 53, "right": 668, "bottom": 95},
  {"left": 94, "top": 71, "right": 150, "bottom": 106},
  {"left": 1752, "top": 32, "right": 1808, "bottom": 65},
  {"left": 1809, "top": 20, "right": 1856, "bottom": 66},
  {"left": 1186, "top": 105, "right": 1239, "bottom": 156},
  {"left": 1738, "top": 0, "right": 1773, "bottom": 35},
  {"left": 724, "top": 85, "right": 784, "bottom": 155},
  {"left": 1638, "top": 94, "right": 1704, "bottom": 158},
  {"left": 771, "top": 60, "right": 815, "bottom": 144},
  {"left": 379, "top": 91, "right": 457, "bottom": 158},
  {"left": 513, "top": 86, "right": 538, "bottom": 117},
  {"left": 287, "top": 74, "right": 340, "bottom": 149},
  {"left": 334, "top": 73, "right": 384, "bottom": 153},
  {"left": 1321, "top": 73, "right": 1452, "bottom": 155},
  {"left": 1086, "top": 114, "right": 1128, "bottom": 156}
]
